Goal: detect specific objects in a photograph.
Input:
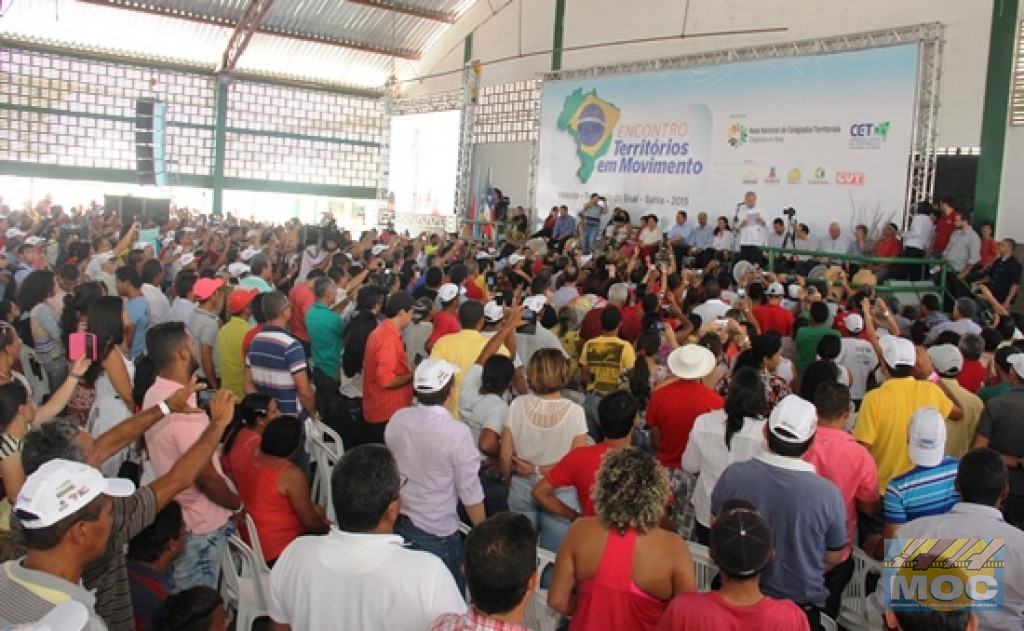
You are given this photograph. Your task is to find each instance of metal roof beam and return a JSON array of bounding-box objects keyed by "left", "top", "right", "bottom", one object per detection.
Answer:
[
  {"left": 346, "top": 0, "right": 458, "bottom": 24},
  {"left": 76, "top": 0, "right": 421, "bottom": 60},
  {"left": 218, "top": 0, "right": 277, "bottom": 72}
]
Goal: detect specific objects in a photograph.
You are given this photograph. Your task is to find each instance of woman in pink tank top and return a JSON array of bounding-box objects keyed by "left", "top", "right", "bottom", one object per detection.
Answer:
[{"left": 548, "top": 447, "right": 697, "bottom": 630}]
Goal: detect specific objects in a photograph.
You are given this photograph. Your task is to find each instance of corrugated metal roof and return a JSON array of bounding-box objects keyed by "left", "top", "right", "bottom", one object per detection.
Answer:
[{"left": 0, "top": 0, "right": 478, "bottom": 88}]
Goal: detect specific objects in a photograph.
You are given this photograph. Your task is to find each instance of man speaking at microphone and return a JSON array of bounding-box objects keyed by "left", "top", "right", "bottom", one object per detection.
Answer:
[{"left": 736, "top": 190, "right": 767, "bottom": 266}]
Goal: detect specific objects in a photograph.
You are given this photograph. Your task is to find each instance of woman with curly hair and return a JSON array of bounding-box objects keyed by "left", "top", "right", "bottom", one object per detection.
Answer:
[{"left": 548, "top": 447, "right": 696, "bottom": 630}]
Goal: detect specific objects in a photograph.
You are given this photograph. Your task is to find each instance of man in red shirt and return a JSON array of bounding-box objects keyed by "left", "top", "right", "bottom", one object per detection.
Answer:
[
  {"left": 362, "top": 292, "right": 416, "bottom": 439},
  {"left": 287, "top": 269, "right": 324, "bottom": 357},
  {"left": 426, "top": 283, "right": 461, "bottom": 351},
  {"left": 803, "top": 381, "right": 879, "bottom": 620},
  {"left": 647, "top": 345, "right": 724, "bottom": 538},
  {"left": 532, "top": 390, "right": 636, "bottom": 520},
  {"left": 931, "top": 197, "right": 960, "bottom": 256},
  {"left": 579, "top": 283, "right": 627, "bottom": 343},
  {"left": 753, "top": 282, "right": 795, "bottom": 337}
]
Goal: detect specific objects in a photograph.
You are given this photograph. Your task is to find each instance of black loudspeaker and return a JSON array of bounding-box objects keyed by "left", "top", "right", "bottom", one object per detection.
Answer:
[
  {"left": 105, "top": 195, "right": 172, "bottom": 227},
  {"left": 135, "top": 98, "right": 168, "bottom": 186}
]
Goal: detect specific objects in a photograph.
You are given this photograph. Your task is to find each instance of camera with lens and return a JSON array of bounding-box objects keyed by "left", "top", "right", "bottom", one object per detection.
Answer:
[{"left": 783, "top": 207, "right": 797, "bottom": 218}]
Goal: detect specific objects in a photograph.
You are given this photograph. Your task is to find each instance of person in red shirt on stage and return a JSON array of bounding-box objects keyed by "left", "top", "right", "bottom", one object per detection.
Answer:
[
  {"left": 657, "top": 499, "right": 810, "bottom": 631},
  {"left": 532, "top": 390, "right": 637, "bottom": 520},
  {"left": 752, "top": 283, "right": 795, "bottom": 337},
  {"left": 931, "top": 197, "right": 960, "bottom": 256}
]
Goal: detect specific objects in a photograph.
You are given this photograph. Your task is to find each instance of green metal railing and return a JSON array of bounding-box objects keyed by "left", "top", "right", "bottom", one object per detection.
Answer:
[{"left": 760, "top": 246, "right": 959, "bottom": 304}]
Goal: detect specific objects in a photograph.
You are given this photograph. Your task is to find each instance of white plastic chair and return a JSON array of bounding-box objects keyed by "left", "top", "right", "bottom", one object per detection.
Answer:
[
  {"left": 820, "top": 613, "right": 838, "bottom": 631},
  {"left": 242, "top": 513, "right": 273, "bottom": 591},
  {"left": 686, "top": 541, "right": 719, "bottom": 591},
  {"left": 524, "top": 547, "right": 563, "bottom": 631},
  {"left": 838, "top": 546, "right": 883, "bottom": 630},
  {"left": 219, "top": 534, "right": 270, "bottom": 631},
  {"left": 308, "top": 420, "right": 343, "bottom": 517}
]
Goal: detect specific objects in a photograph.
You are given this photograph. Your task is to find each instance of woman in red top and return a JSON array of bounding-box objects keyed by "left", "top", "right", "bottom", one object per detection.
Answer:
[
  {"left": 549, "top": 447, "right": 696, "bottom": 630},
  {"left": 978, "top": 220, "right": 999, "bottom": 268},
  {"left": 234, "top": 416, "right": 330, "bottom": 564},
  {"left": 221, "top": 393, "right": 279, "bottom": 482}
]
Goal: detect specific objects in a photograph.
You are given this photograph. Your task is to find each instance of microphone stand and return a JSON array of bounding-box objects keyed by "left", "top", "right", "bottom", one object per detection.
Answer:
[{"left": 732, "top": 202, "right": 743, "bottom": 256}]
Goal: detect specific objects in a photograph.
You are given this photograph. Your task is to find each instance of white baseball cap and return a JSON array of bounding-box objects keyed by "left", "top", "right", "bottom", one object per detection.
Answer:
[
  {"left": 132, "top": 240, "right": 152, "bottom": 251},
  {"left": 523, "top": 294, "right": 547, "bottom": 313},
  {"left": 927, "top": 344, "right": 963, "bottom": 377},
  {"left": 240, "top": 246, "right": 259, "bottom": 262},
  {"left": 844, "top": 313, "right": 864, "bottom": 334},
  {"left": 767, "top": 282, "right": 785, "bottom": 296},
  {"left": 1007, "top": 352, "right": 1024, "bottom": 378},
  {"left": 5, "top": 228, "right": 26, "bottom": 239},
  {"left": 178, "top": 253, "right": 196, "bottom": 268},
  {"left": 371, "top": 244, "right": 388, "bottom": 256},
  {"left": 162, "top": 236, "right": 176, "bottom": 247},
  {"left": 908, "top": 407, "right": 947, "bottom": 467},
  {"left": 438, "top": 283, "right": 460, "bottom": 303},
  {"left": 508, "top": 253, "right": 526, "bottom": 266},
  {"left": 24, "top": 236, "right": 46, "bottom": 246},
  {"left": 475, "top": 251, "right": 493, "bottom": 260},
  {"left": 227, "top": 262, "right": 251, "bottom": 278},
  {"left": 414, "top": 358, "right": 460, "bottom": 394},
  {"left": 483, "top": 300, "right": 504, "bottom": 323},
  {"left": 768, "top": 395, "right": 818, "bottom": 444},
  {"left": 880, "top": 335, "right": 916, "bottom": 369},
  {"left": 788, "top": 285, "right": 803, "bottom": 300},
  {"left": 15, "top": 459, "right": 134, "bottom": 529}
]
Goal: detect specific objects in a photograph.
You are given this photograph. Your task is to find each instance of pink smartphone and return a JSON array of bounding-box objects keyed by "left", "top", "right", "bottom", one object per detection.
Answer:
[{"left": 68, "top": 332, "right": 98, "bottom": 362}]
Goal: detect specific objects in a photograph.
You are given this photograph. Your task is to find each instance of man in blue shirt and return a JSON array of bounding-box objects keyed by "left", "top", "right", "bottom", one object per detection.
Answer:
[
  {"left": 688, "top": 211, "right": 716, "bottom": 267},
  {"left": 711, "top": 395, "right": 846, "bottom": 630},
  {"left": 667, "top": 210, "right": 694, "bottom": 261},
  {"left": 116, "top": 265, "right": 151, "bottom": 359},
  {"left": 579, "top": 194, "right": 607, "bottom": 255},
  {"left": 882, "top": 406, "right": 959, "bottom": 540},
  {"left": 550, "top": 205, "right": 576, "bottom": 252}
]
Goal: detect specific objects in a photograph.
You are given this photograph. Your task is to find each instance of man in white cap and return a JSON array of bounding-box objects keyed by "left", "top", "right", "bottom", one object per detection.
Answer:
[
  {"left": 854, "top": 335, "right": 960, "bottom": 496},
  {"left": 974, "top": 352, "right": 1024, "bottom": 528},
  {"left": 647, "top": 344, "right": 724, "bottom": 539},
  {"left": 927, "top": 344, "right": 982, "bottom": 458},
  {"left": 881, "top": 406, "right": 959, "bottom": 542},
  {"left": 753, "top": 282, "right": 795, "bottom": 337},
  {"left": 711, "top": 395, "right": 846, "bottom": 629},
  {"left": 835, "top": 312, "right": 876, "bottom": 406},
  {"left": 385, "top": 358, "right": 486, "bottom": 594},
  {"left": 425, "top": 283, "right": 462, "bottom": 352},
  {"left": 0, "top": 459, "right": 135, "bottom": 629}
]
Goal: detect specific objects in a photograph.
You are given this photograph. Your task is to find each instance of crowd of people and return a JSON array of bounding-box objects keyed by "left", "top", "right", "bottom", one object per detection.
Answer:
[{"left": 0, "top": 193, "right": 1021, "bottom": 631}]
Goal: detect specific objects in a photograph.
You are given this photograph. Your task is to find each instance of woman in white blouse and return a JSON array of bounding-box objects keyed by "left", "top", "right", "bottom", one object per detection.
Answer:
[
  {"left": 711, "top": 216, "right": 734, "bottom": 258},
  {"left": 636, "top": 214, "right": 663, "bottom": 259},
  {"left": 500, "top": 349, "right": 587, "bottom": 550},
  {"left": 682, "top": 366, "right": 767, "bottom": 545}
]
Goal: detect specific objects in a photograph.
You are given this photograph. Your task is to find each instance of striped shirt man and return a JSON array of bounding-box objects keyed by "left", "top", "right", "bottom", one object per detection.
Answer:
[
  {"left": 883, "top": 456, "right": 960, "bottom": 527},
  {"left": 246, "top": 324, "right": 308, "bottom": 418}
]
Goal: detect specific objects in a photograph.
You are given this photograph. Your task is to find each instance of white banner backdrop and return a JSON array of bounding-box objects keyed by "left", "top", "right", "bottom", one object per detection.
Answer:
[
  {"left": 536, "top": 44, "right": 920, "bottom": 235},
  {"left": 387, "top": 110, "right": 462, "bottom": 223}
]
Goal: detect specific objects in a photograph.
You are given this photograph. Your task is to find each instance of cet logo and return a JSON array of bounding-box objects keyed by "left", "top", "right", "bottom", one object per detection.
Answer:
[
  {"left": 850, "top": 120, "right": 891, "bottom": 149},
  {"left": 727, "top": 124, "right": 748, "bottom": 148},
  {"left": 764, "top": 167, "right": 781, "bottom": 185},
  {"left": 557, "top": 88, "right": 621, "bottom": 183},
  {"left": 787, "top": 168, "right": 801, "bottom": 184},
  {"left": 836, "top": 172, "right": 865, "bottom": 186},
  {"left": 884, "top": 538, "right": 1005, "bottom": 612}
]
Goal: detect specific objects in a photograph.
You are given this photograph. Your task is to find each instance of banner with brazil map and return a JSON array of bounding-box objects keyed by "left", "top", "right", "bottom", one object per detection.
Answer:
[{"left": 536, "top": 44, "right": 919, "bottom": 234}]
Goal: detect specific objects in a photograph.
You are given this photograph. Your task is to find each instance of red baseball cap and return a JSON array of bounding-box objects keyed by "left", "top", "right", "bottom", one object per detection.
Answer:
[
  {"left": 227, "top": 287, "right": 258, "bottom": 314},
  {"left": 193, "top": 277, "right": 224, "bottom": 301}
]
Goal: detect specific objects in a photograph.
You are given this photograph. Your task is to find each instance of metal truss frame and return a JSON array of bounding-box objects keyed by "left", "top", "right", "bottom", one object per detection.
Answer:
[
  {"left": 533, "top": 23, "right": 945, "bottom": 223},
  {"left": 455, "top": 61, "right": 482, "bottom": 234}
]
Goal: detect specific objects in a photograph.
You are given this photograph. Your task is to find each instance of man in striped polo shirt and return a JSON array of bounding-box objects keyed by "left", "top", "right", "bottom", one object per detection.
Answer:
[
  {"left": 881, "top": 407, "right": 959, "bottom": 541},
  {"left": 245, "top": 290, "right": 316, "bottom": 422}
]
